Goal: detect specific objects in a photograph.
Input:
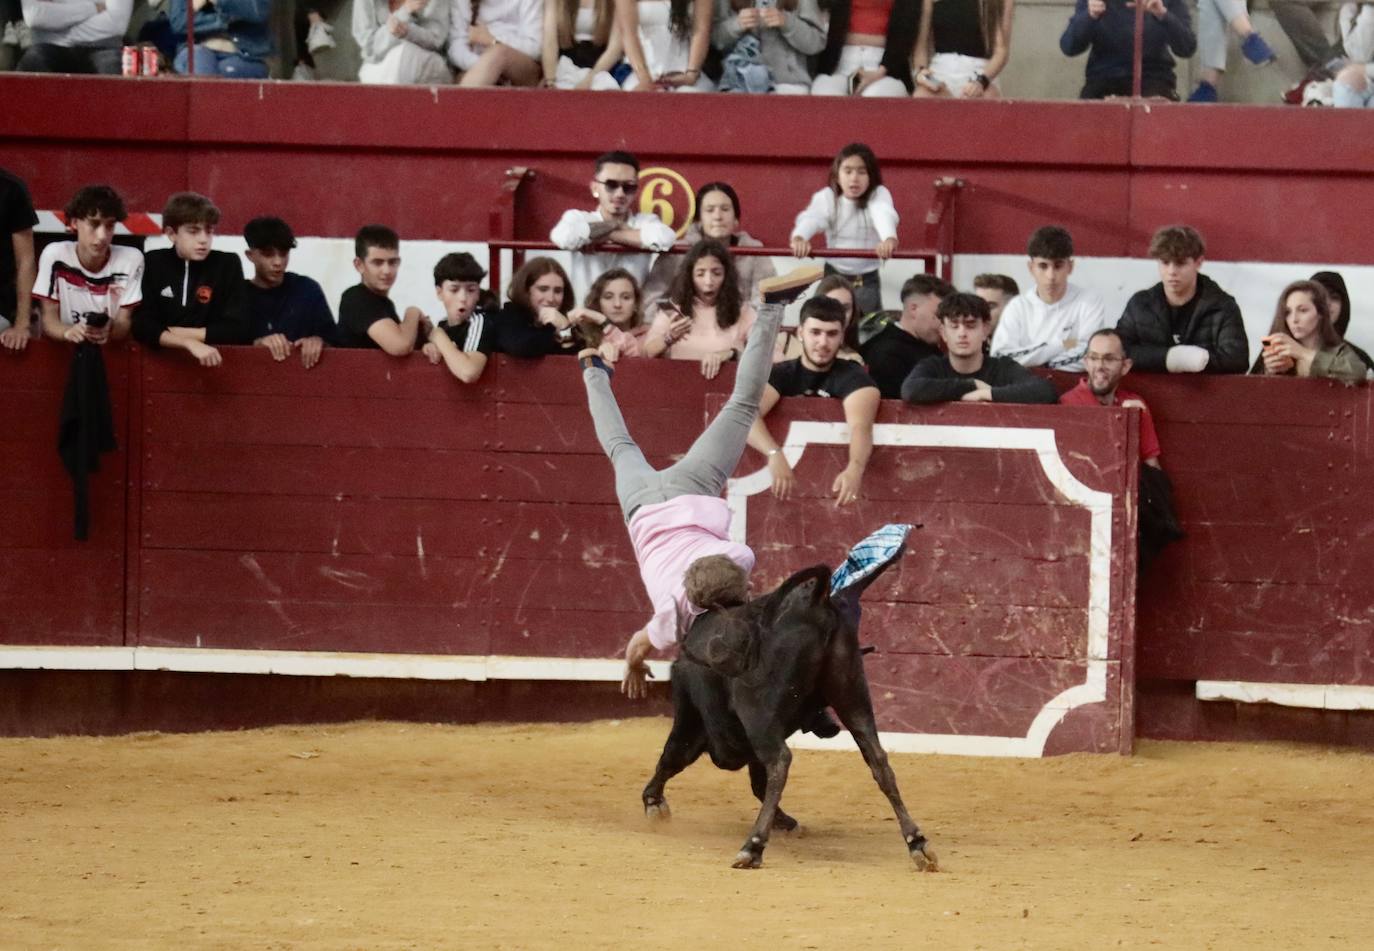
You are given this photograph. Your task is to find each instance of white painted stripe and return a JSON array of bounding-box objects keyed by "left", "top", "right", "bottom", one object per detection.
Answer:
[
  {"left": 0, "top": 646, "right": 673, "bottom": 684},
  {"left": 0, "top": 642, "right": 1119, "bottom": 757},
  {"left": 728, "top": 420, "right": 1117, "bottom": 758},
  {"left": 1197, "top": 680, "right": 1374, "bottom": 711}
]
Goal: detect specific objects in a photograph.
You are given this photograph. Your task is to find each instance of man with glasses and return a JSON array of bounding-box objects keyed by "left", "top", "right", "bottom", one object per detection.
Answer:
[
  {"left": 1060, "top": 328, "right": 1162, "bottom": 469},
  {"left": 899, "top": 292, "right": 1058, "bottom": 405},
  {"left": 550, "top": 150, "right": 677, "bottom": 297}
]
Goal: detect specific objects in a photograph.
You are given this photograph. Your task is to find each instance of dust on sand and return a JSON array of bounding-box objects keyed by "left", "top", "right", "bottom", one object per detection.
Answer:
[{"left": 2, "top": 719, "right": 1371, "bottom": 950}]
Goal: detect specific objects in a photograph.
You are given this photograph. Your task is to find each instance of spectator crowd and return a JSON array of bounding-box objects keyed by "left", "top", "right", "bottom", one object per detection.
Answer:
[
  {"left": 3, "top": 0, "right": 1374, "bottom": 105},
  {"left": 3, "top": 149, "right": 1368, "bottom": 528}
]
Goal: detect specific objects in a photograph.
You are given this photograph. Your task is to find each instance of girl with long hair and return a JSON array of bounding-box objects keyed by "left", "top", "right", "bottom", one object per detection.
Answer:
[
  {"left": 913, "top": 0, "right": 1014, "bottom": 99},
  {"left": 614, "top": 0, "right": 716, "bottom": 90},
  {"left": 789, "top": 142, "right": 900, "bottom": 316},
  {"left": 641, "top": 181, "right": 775, "bottom": 316},
  {"left": 541, "top": 0, "right": 625, "bottom": 89},
  {"left": 644, "top": 238, "right": 756, "bottom": 378},
  {"left": 1252, "top": 279, "right": 1367, "bottom": 383},
  {"left": 570, "top": 268, "right": 649, "bottom": 360},
  {"left": 810, "top": 0, "right": 920, "bottom": 96},
  {"left": 493, "top": 256, "right": 583, "bottom": 356}
]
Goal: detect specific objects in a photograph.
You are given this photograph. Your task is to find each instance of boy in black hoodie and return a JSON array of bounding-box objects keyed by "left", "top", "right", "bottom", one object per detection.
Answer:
[{"left": 134, "top": 192, "right": 251, "bottom": 366}]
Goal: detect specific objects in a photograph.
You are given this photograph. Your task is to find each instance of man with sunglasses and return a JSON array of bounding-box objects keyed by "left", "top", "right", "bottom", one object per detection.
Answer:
[{"left": 550, "top": 150, "right": 676, "bottom": 297}]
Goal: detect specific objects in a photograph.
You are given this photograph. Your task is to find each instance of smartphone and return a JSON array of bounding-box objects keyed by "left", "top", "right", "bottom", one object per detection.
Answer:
[
  {"left": 755, "top": 0, "right": 776, "bottom": 7},
  {"left": 86, "top": 312, "right": 110, "bottom": 329}
]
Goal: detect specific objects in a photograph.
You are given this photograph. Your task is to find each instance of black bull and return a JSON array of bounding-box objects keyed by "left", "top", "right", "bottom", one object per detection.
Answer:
[{"left": 640, "top": 560, "right": 938, "bottom": 871}]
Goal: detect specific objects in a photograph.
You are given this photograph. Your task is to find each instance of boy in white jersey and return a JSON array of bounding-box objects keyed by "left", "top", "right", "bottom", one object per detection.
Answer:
[
  {"left": 35, "top": 184, "right": 142, "bottom": 346},
  {"left": 990, "top": 225, "right": 1109, "bottom": 373}
]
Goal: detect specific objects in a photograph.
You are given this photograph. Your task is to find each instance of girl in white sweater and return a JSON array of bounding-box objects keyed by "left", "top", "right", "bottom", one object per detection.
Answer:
[{"left": 789, "top": 142, "right": 899, "bottom": 315}]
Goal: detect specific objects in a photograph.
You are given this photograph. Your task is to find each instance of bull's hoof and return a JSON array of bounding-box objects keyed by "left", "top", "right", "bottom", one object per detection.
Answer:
[
  {"left": 731, "top": 850, "right": 764, "bottom": 869},
  {"left": 732, "top": 835, "right": 766, "bottom": 869},
  {"left": 772, "top": 810, "right": 799, "bottom": 833},
  {"left": 910, "top": 844, "right": 939, "bottom": 873},
  {"left": 644, "top": 799, "right": 672, "bottom": 821}
]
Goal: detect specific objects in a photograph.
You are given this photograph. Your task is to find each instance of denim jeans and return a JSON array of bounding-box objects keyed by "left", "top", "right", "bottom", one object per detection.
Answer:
[{"left": 174, "top": 44, "right": 268, "bottom": 78}]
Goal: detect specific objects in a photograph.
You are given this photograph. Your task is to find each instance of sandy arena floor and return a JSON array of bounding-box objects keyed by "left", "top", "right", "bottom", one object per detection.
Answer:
[{"left": 2, "top": 718, "right": 1371, "bottom": 950}]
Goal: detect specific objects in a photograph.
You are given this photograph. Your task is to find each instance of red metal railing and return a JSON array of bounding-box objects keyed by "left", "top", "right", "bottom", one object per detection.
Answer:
[{"left": 486, "top": 175, "right": 964, "bottom": 296}]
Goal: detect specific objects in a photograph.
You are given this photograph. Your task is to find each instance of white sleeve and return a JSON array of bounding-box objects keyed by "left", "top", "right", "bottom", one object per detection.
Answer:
[
  {"left": 988, "top": 296, "right": 1027, "bottom": 358},
  {"left": 866, "top": 185, "right": 900, "bottom": 241},
  {"left": 119, "top": 252, "right": 145, "bottom": 309},
  {"left": 488, "top": 0, "right": 544, "bottom": 60},
  {"left": 989, "top": 297, "right": 1057, "bottom": 367},
  {"left": 1341, "top": 3, "right": 1374, "bottom": 63},
  {"left": 32, "top": 243, "right": 58, "bottom": 301},
  {"left": 353, "top": 0, "right": 400, "bottom": 62},
  {"left": 448, "top": 0, "right": 480, "bottom": 69},
  {"left": 550, "top": 209, "right": 592, "bottom": 250},
  {"left": 631, "top": 214, "right": 677, "bottom": 252},
  {"left": 790, "top": 188, "right": 834, "bottom": 241}
]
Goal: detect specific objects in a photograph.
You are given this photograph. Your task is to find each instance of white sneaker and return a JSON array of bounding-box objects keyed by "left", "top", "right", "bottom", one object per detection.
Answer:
[
  {"left": 12, "top": 20, "right": 30, "bottom": 48},
  {"left": 2, "top": 21, "right": 17, "bottom": 47},
  {"left": 292, "top": 61, "right": 315, "bottom": 81},
  {"left": 306, "top": 19, "right": 335, "bottom": 53}
]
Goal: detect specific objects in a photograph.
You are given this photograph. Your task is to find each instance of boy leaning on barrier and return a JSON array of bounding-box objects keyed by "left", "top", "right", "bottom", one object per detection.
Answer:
[
  {"left": 900, "top": 292, "right": 1058, "bottom": 405},
  {"left": 420, "top": 251, "right": 499, "bottom": 384},
  {"left": 134, "top": 191, "right": 251, "bottom": 367},
  {"left": 335, "top": 224, "right": 427, "bottom": 355},
  {"left": 35, "top": 184, "right": 141, "bottom": 350},
  {"left": 242, "top": 216, "right": 335, "bottom": 370}
]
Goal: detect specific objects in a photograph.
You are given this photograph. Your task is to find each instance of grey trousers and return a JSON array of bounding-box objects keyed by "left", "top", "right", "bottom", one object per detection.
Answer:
[
  {"left": 1271, "top": 0, "right": 1342, "bottom": 69},
  {"left": 583, "top": 302, "right": 784, "bottom": 523}
]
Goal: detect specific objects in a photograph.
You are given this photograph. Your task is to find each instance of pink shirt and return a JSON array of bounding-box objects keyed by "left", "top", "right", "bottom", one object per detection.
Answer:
[
  {"left": 626, "top": 495, "right": 756, "bottom": 650},
  {"left": 649, "top": 305, "right": 757, "bottom": 361},
  {"left": 603, "top": 324, "right": 649, "bottom": 359}
]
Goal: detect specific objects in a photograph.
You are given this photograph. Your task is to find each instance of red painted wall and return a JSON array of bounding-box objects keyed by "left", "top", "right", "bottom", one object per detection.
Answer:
[{"left": 5, "top": 75, "right": 1374, "bottom": 264}]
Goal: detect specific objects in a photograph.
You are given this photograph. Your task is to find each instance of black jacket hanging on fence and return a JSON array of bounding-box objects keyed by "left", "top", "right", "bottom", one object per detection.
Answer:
[
  {"left": 57, "top": 342, "right": 117, "bottom": 541},
  {"left": 1138, "top": 463, "right": 1184, "bottom": 571}
]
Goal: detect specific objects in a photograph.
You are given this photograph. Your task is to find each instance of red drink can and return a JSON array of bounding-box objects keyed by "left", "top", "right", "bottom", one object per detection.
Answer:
[
  {"left": 141, "top": 46, "right": 160, "bottom": 77},
  {"left": 122, "top": 46, "right": 141, "bottom": 77}
]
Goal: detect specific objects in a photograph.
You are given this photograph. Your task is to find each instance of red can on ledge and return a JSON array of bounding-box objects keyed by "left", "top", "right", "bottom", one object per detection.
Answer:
[
  {"left": 121, "top": 46, "right": 140, "bottom": 77},
  {"left": 140, "top": 45, "right": 160, "bottom": 76}
]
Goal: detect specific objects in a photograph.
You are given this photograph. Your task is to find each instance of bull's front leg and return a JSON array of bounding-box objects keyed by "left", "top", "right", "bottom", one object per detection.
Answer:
[
  {"left": 834, "top": 681, "right": 939, "bottom": 872},
  {"left": 732, "top": 745, "right": 790, "bottom": 869}
]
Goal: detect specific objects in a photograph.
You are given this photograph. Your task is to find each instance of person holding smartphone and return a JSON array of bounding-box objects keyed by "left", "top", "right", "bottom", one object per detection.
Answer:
[
  {"left": 1059, "top": 0, "right": 1196, "bottom": 100},
  {"left": 811, "top": 0, "right": 918, "bottom": 96},
  {"left": 712, "top": 0, "right": 827, "bottom": 94},
  {"left": 35, "top": 185, "right": 142, "bottom": 348}
]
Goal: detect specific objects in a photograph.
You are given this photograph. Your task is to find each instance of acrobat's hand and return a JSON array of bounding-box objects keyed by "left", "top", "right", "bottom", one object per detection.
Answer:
[{"left": 621, "top": 628, "right": 654, "bottom": 700}]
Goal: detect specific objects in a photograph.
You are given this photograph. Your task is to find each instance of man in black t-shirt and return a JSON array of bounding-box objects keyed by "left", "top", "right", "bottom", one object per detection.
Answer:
[
  {"left": 335, "top": 224, "right": 426, "bottom": 354},
  {"left": 0, "top": 167, "right": 39, "bottom": 352},
  {"left": 747, "top": 295, "right": 880, "bottom": 507},
  {"left": 901, "top": 293, "right": 1059, "bottom": 405},
  {"left": 859, "top": 274, "right": 954, "bottom": 398}
]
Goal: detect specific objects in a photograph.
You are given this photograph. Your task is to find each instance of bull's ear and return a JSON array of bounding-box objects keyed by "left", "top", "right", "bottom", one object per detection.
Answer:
[{"left": 771, "top": 565, "right": 832, "bottom": 623}]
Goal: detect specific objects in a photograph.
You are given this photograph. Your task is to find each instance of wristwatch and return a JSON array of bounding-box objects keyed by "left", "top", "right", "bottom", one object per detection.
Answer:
[{"left": 974, "top": 73, "right": 991, "bottom": 90}]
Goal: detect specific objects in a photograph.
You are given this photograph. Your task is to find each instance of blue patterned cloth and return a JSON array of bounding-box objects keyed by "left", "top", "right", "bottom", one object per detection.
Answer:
[{"left": 830, "top": 523, "right": 913, "bottom": 594}]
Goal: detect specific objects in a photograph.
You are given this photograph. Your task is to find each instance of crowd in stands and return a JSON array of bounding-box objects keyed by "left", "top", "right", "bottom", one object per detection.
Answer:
[
  {"left": 3, "top": 0, "right": 1374, "bottom": 105},
  {"left": 2, "top": 148, "right": 1371, "bottom": 516}
]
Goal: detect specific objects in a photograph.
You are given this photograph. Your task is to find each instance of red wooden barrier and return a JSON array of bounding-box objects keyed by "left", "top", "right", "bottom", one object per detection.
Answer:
[
  {"left": 4, "top": 75, "right": 1374, "bottom": 265},
  {"left": 1, "top": 344, "right": 129, "bottom": 647},
  {"left": 2, "top": 346, "right": 1138, "bottom": 754}
]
